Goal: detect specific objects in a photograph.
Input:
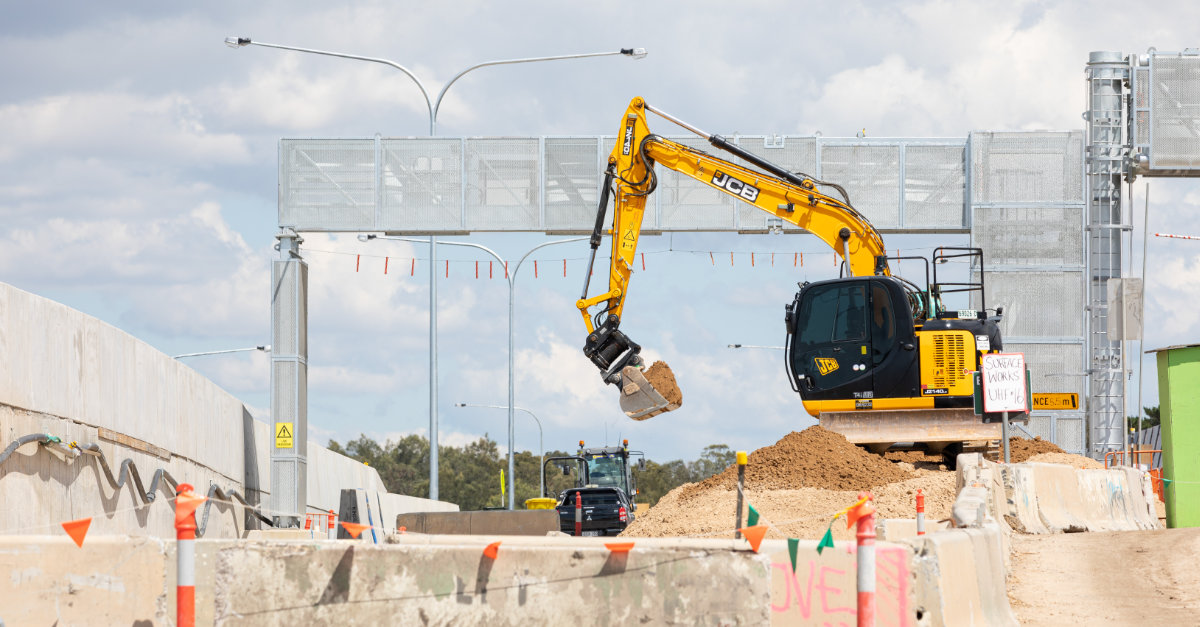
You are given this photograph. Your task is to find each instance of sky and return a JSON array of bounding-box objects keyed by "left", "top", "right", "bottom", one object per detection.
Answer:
[{"left": 4, "top": 1, "right": 1200, "bottom": 465}]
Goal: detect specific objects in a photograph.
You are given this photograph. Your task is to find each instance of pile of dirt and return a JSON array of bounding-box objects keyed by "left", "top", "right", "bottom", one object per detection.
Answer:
[
  {"left": 643, "top": 361, "right": 682, "bottom": 405},
  {"left": 624, "top": 471, "right": 955, "bottom": 541},
  {"left": 678, "top": 426, "right": 913, "bottom": 499},
  {"left": 623, "top": 426, "right": 925, "bottom": 539},
  {"left": 1008, "top": 436, "right": 1064, "bottom": 463},
  {"left": 1025, "top": 452, "right": 1105, "bottom": 469}
]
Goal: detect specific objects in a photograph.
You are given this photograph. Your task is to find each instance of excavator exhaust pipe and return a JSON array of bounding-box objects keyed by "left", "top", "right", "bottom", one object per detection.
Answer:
[{"left": 618, "top": 361, "right": 682, "bottom": 420}]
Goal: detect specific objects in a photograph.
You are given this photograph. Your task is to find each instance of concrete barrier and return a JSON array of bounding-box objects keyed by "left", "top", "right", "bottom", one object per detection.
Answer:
[
  {"left": 998, "top": 462, "right": 1161, "bottom": 534},
  {"left": 397, "top": 510, "right": 557, "bottom": 536},
  {"left": 760, "top": 538, "right": 915, "bottom": 626},
  {"left": 909, "top": 525, "right": 1017, "bottom": 627},
  {"left": 999, "top": 464, "right": 1050, "bottom": 534},
  {"left": 213, "top": 535, "right": 772, "bottom": 625},
  {"left": 877, "top": 518, "right": 950, "bottom": 541}
]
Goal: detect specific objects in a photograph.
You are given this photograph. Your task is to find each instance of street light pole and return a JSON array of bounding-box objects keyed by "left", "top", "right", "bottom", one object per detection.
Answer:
[
  {"left": 173, "top": 345, "right": 271, "bottom": 359},
  {"left": 456, "top": 403, "right": 544, "bottom": 498},
  {"left": 363, "top": 234, "right": 585, "bottom": 508},
  {"left": 227, "top": 37, "right": 644, "bottom": 503}
]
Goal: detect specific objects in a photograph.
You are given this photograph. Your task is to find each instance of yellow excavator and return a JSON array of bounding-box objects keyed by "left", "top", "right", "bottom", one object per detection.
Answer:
[{"left": 577, "top": 97, "right": 1013, "bottom": 461}]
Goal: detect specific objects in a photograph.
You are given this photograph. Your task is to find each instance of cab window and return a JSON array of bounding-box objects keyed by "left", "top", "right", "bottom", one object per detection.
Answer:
[{"left": 796, "top": 283, "right": 868, "bottom": 346}]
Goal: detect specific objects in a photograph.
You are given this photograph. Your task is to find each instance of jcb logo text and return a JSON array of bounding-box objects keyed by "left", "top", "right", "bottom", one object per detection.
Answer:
[{"left": 712, "top": 171, "right": 760, "bottom": 202}]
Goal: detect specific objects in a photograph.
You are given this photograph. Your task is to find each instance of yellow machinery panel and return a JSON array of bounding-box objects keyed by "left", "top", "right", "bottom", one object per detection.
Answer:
[{"left": 916, "top": 329, "right": 975, "bottom": 397}]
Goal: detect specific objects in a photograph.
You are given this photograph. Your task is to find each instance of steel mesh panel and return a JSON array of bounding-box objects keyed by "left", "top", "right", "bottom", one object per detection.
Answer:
[
  {"left": 1136, "top": 68, "right": 1150, "bottom": 108},
  {"left": 273, "top": 360, "right": 298, "bottom": 423},
  {"left": 904, "top": 145, "right": 966, "bottom": 228},
  {"left": 972, "top": 271, "right": 1083, "bottom": 337},
  {"left": 380, "top": 139, "right": 463, "bottom": 231},
  {"left": 464, "top": 139, "right": 540, "bottom": 230},
  {"left": 1054, "top": 416, "right": 1085, "bottom": 452},
  {"left": 271, "top": 459, "right": 297, "bottom": 511},
  {"left": 1004, "top": 342, "right": 1084, "bottom": 398},
  {"left": 732, "top": 136, "right": 818, "bottom": 231},
  {"left": 297, "top": 263, "right": 308, "bottom": 358},
  {"left": 1150, "top": 56, "right": 1200, "bottom": 169},
  {"left": 544, "top": 138, "right": 602, "bottom": 232},
  {"left": 1026, "top": 415, "right": 1053, "bottom": 440},
  {"left": 279, "top": 140, "right": 375, "bottom": 230},
  {"left": 972, "top": 206, "right": 1084, "bottom": 266},
  {"left": 820, "top": 145, "right": 900, "bottom": 229},
  {"left": 970, "top": 132, "right": 1083, "bottom": 204},
  {"left": 1137, "top": 111, "right": 1150, "bottom": 146},
  {"left": 656, "top": 136, "right": 738, "bottom": 230},
  {"left": 272, "top": 261, "right": 299, "bottom": 356}
]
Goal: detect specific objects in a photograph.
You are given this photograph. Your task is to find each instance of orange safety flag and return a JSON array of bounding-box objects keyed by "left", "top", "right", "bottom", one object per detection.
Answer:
[
  {"left": 62, "top": 517, "right": 92, "bottom": 548},
  {"left": 845, "top": 498, "right": 875, "bottom": 530},
  {"left": 483, "top": 541, "right": 501, "bottom": 559},
  {"left": 340, "top": 521, "right": 369, "bottom": 539},
  {"left": 175, "top": 492, "right": 207, "bottom": 526},
  {"left": 737, "top": 525, "right": 769, "bottom": 553},
  {"left": 605, "top": 542, "right": 635, "bottom": 553}
]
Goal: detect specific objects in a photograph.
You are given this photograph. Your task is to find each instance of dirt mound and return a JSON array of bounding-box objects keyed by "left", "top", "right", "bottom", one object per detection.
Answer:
[
  {"left": 1025, "top": 452, "right": 1105, "bottom": 469},
  {"left": 643, "top": 361, "right": 682, "bottom": 405},
  {"left": 625, "top": 471, "right": 954, "bottom": 540},
  {"left": 679, "top": 426, "right": 912, "bottom": 500},
  {"left": 622, "top": 426, "right": 937, "bottom": 539},
  {"left": 1008, "top": 436, "right": 1064, "bottom": 463}
]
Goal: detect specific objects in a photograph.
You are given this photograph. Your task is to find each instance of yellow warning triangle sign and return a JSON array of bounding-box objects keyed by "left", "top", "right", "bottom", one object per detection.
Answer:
[{"left": 277, "top": 424, "right": 292, "bottom": 438}]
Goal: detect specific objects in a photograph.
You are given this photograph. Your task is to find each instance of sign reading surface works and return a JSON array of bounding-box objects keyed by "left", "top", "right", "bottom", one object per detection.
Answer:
[
  {"left": 1032, "top": 393, "right": 1079, "bottom": 410},
  {"left": 981, "top": 353, "right": 1027, "bottom": 413},
  {"left": 275, "top": 422, "right": 294, "bottom": 449}
]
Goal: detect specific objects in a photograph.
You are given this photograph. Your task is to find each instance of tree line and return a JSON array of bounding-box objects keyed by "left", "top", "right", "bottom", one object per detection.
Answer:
[{"left": 328, "top": 434, "right": 737, "bottom": 511}]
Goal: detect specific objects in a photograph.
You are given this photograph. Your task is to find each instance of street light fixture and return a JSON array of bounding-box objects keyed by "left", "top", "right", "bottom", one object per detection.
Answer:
[
  {"left": 727, "top": 344, "right": 785, "bottom": 350},
  {"left": 173, "top": 345, "right": 271, "bottom": 359},
  {"left": 455, "top": 403, "right": 545, "bottom": 498},
  {"left": 361, "top": 234, "right": 586, "bottom": 508},
  {"left": 227, "top": 38, "right": 643, "bottom": 503}
]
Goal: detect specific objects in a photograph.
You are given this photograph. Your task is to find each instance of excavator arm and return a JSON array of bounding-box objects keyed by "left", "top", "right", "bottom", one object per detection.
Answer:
[{"left": 577, "top": 97, "right": 889, "bottom": 420}]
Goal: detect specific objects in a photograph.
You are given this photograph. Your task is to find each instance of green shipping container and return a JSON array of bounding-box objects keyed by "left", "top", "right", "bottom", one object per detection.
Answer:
[{"left": 1149, "top": 343, "right": 1200, "bottom": 528}]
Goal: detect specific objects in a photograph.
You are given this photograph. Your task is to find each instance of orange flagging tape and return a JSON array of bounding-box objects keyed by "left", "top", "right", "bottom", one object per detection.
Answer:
[
  {"left": 62, "top": 517, "right": 92, "bottom": 548},
  {"left": 340, "top": 521, "right": 369, "bottom": 539},
  {"left": 175, "top": 493, "right": 207, "bottom": 526},
  {"left": 604, "top": 542, "right": 635, "bottom": 553},
  {"left": 845, "top": 498, "right": 875, "bottom": 530},
  {"left": 483, "top": 541, "right": 501, "bottom": 559},
  {"left": 737, "top": 525, "right": 768, "bottom": 553}
]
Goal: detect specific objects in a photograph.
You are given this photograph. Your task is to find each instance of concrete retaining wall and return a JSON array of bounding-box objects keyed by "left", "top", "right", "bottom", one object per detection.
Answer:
[
  {"left": 214, "top": 535, "right": 771, "bottom": 625},
  {"left": 0, "top": 282, "right": 451, "bottom": 538},
  {"left": 398, "top": 510, "right": 556, "bottom": 536}
]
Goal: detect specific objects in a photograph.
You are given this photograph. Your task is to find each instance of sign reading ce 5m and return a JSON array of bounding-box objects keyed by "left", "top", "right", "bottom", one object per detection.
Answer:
[{"left": 1032, "top": 393, "right": 1079, "bottom": 411}]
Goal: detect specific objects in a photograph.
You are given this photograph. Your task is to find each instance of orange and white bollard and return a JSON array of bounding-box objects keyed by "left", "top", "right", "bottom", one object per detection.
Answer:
[
  {"left": 327, "top": 509, "right": 337, "bottom": 540},
  {"left": 175, "top": 483, "right": 198, "bottom": 627},
  {"left": 856, "top": 492, "right": 876, "bottom": 627},
  {"left": 916, "top": 489, "right": 925, "bottom": 536},
  {"left": 575, "top": 490, "right": 583, "bottom": 536}
]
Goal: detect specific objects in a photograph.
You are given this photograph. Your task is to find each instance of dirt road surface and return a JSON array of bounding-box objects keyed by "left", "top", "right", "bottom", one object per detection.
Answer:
[{"left": 1008, "top": 527, "right": 1200, "bottom": 625}]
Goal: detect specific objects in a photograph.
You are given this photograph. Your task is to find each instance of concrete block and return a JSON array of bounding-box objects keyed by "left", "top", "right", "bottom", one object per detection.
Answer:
[
  {"left": 397, "top": 510, "right": 558, "bottom": 536},
  {"left": 759, "top": 538, "right": 915, "bottom": 626},
  {"left": 1000, "top": 465, "right": 1049, "bottom": 534},
  {"left": 0, "top": 535, "right": 168, "bottom": 625},
  {"left": 877, "top": 518, "right": 949, "bottom": 541},
  {"left": 212, "top": 536, "right": 772, "bottom": 625},
  {"left": 1027, "top": 463, "right": 1089, "bottom": 533},
  {"left": 909, "top": 526, "right": 1017, "bottom": 627}
]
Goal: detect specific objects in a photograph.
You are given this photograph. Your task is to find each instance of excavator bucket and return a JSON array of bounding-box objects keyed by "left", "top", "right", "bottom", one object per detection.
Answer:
[{"left": 618, "top": 362, "right": 682, "bottom": 421}]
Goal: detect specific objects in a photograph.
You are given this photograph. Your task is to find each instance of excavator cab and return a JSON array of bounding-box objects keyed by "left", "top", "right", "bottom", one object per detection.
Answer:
[{"left": 786, "top": 277, "right": 920, "bottom": 406}]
